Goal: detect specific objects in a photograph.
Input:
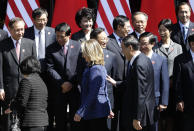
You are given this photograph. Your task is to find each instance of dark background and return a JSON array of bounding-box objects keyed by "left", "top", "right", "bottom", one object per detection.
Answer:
[{"left": 0, "top": 0, "right": 187, "bottom": 29}]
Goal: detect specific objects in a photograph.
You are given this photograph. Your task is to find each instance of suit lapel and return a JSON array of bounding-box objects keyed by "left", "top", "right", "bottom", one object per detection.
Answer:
[
  {"left": 45, "top": 27, "right": 51, "bottom": 48},
  {"left": 9, "top": 38, "right": 19, "bottom": 64},
  {"left": 19, "top": 38, "right": 26, "bottom": 63},
  {"left": 109, "top": 34, "right": 124, "bottom": 58}
]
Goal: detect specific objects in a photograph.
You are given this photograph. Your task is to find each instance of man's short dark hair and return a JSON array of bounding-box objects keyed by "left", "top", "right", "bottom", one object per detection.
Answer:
[
  {"left": 75, "top": 7, "right": 95, "bottom": 28},
  {"left": 158, "top": 19, "right": 173, "bottom": 32},
  {"left": 113, "top": 15, "right": 129, "bottom": 31},
  {"left": 55, "top": 23, "right": 71, "bottom": 36},
  {"left": 131, "top": 11, "right": 148, "bottom": 22},
  {"left": 188, "top": 33, "right": 194, "bottom": 43},
  {"left": 90, "top": 27, "right": 105, "bottom": 39},
  {"left": 32, "top": 8, "right": 48, "bottom": 19},
  {"left": 8, "top": 17, "right": 24, "bottom": 29},
  {"left": 139, "top": 32, "right": 157, "bottom": 45},
  {"left": 176, "top": 2, "right": 191, "bottom": 15},
  {"left": 122, "top": 35, "right": 140, "bottom": 50},
  {"left": 20, "top": 56, "right": 41, "bottom": 75}
]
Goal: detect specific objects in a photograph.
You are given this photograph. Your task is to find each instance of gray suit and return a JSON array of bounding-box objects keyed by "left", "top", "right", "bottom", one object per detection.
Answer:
[
  {"left": 153, "top": 40, "right": 183, "bottom": 78},
  {"left": 0, "top": 29, "right": 8, "bottom": 42}
]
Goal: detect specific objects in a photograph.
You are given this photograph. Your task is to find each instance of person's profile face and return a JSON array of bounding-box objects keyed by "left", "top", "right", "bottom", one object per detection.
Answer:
[
  {"left": 56, "top": 31, "right": 70, "bottom": 46},
  {"left": 132, "top": 14, "right": 147, "bottom": 34},
  {"left": 9, "top": 21, "right": 25, "bottom": 40},
  {"left": 97, "top": 31, "right": 109, "bottom": 48},
  {"left": 79, "top": 17, "right": 93, "bottom": 31},
  {"left": 189, "top": 41, "right": 194, "bottom": 52},
  {"left": 33, "top": 13, "right": 48, "bottom": 30},
  {"left": 158, "top": 25, "right": 171, "bottom": 41},
  {"left": 119, "top": 21, "right": 131, "bottom": 37},
  {"left": 140, "top": 37, "right": 153, "bottom": 54},
  {"left": 178, "top": 4, "right": 191, "bottom": 24}
]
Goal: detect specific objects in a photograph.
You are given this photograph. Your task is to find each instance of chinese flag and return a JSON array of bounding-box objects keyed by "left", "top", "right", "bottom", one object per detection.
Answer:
[
  {"left": 52, "top": 0, "right": 87, "bottom": 34},
  {"left": 188, "top": 0, "right": 194, "bottom": 22},
  {"left": 141, "top": 0, "right": 177, "bottom": 39}
]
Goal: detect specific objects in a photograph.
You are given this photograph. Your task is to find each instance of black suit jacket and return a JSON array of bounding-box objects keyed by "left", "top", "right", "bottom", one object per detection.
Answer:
[
  {"left": 0, "top": 37, "right": 37, "bottom": 106},
  {"left": 171, "top": 22, "right": 194, "bottom": 53},
  {"left": 173, "top": 51, "right": 194, "bottom": 114},
  {"left": 46, "top": 39, "right": 82, "bottom": 91},
  {"left": 121, "top": 53, "right": 155, "bottom": 129},
  {"left": 130, "top": 31, "right": 138, "bottom": 39},
  {"left": 11, "top": 73, "right": 48, "bottom": 127},
  {"left": 0, "top": 29, "right": 8, "bottom": 42},
  {"left": 24, "top": 26, "right": 56, "bottom": 72},
  {"left": 71, "top": 29, "right": 86, "bottom": 43}
]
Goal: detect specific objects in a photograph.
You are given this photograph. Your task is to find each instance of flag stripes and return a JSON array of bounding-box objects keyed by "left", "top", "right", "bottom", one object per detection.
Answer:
[
  {"left": 189, "top": 0, "right": 194, "bottom": 22},
  {"left": 3, "top": 0, "right": 39, "bottom": 34},
  {"left": 96, "top": 0, "right": 132, "bottom": 35}
]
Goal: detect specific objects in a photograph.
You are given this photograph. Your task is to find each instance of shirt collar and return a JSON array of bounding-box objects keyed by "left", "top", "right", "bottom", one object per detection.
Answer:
[
  {"left": 179, "top": 21, "right": 190, "bottom": 29},
  {"left": 130, "top": 51, "right": 141, "bottom": 65},
  {"left": 64, "top": 39, "right": 69, "bottom": 47},
  {"left": 147, "top": 50, "right": 153, "bottom": 59},
  {"left": 113, "top": 32, "right": 122, "bottom": 46},
  {"left": 11, "top": 37, "right": 21, "bottom": 47},
  {"left": 34, "top": 26, "right": 45, "bottom": 35},
  {"left": 135, "top": 31, "right": 143, "bottom": 39}
]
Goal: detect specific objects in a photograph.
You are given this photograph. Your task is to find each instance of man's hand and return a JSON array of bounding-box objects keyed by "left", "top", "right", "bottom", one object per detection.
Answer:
[
  {"left": 4, "top": 108, "right": 12, "bottom": 114},
  {"left": 177, "top": 101, "right": 184, "bottom": 112},
  {"left": 108, "top": 110, "right": 114, "bottom": 119},
  {"left": 74, "top": 114, "right": 81, "bottom": 122},
  {"left": 106, "top": 75, "right": 116, "bottom": 87},
  {"left": 133, "top": 119, "right": 142, "bottom": 130},
  {"left": 61, "top": 82, "right": 72, "bottom": 93},
  {"left": 0, "top": 90, "right": 5, "bottom": 100},
  {"left": 158, "top": 104, "right": 167, "bottom": 112}
]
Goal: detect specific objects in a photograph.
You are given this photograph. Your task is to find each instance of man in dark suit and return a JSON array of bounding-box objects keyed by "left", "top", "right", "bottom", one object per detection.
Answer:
[
  {"left": 0, "top": 29, "right": 8, "bottom": 42},
  {"left": 46, "top": 23, "right": 82, "bottom": 131},
  {"left": 90, "top": 28, "right": 116, "bottom": 130},
  {"left": 139, "top": 32, "right": 169, "bottom": 131},
  {"left": 23, "top": 8, "right": 56, "bottom": 130},
  {"left": 107, "top": 15, "right": 132, "bottom": 131},
  {"left": 171, "top": 2, "right": 194, "bottom": 54},
  {"left": 173, "top": 33, "right": 194, "bottom": 131},
  {"left": 0, "top": 17, "right": 36, "bottom": 131},
  {"left": 107, "top": 35, "right": 155, "bottom": 131},
  {"left": 130, "top": 12, "right": 148, "bottom": 39},
  {"left": 0, "top": 29, "right": 8, "bottom": 131}
]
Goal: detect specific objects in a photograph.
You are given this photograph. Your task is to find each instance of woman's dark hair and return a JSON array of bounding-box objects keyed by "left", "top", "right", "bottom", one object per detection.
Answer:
[
  {"left": 20, "top": 56, "right": 41, "bottom": 75},
  {"left": 158, "top": 19, "right": 173, "bottom": 32},
  {"left": 75, "top": 7, "right": 95, "bottom": 28}
]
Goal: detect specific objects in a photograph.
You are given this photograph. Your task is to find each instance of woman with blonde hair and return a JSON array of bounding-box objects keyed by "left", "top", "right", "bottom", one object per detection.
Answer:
[{"left": 74, "top": 39, "right": 113, "bottom": 131}]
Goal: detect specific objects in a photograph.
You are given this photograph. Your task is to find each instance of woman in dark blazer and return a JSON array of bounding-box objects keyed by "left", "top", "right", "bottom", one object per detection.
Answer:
[
  {"left": 74, "top": 39, "right": 113, "bottom": 131},
  {"left": 71, "top": 7, "right": 95, "bottom": 43},
  {"left": 154, "top": 19, "right": 182, "bottom": 131},
  {"left": 6, "top": 56, "right": 48, "bottom": 131}
]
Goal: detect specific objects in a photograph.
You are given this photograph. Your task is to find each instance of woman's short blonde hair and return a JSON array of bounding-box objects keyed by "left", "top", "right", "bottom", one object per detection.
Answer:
[{"left": 81, "top": 39, "right": 104, "bottom": 65}]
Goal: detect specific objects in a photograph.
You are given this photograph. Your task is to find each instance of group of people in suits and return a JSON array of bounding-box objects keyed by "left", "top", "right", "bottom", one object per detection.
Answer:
[{"left": 0, "top": 1, "right": 193, "bottom": 131}]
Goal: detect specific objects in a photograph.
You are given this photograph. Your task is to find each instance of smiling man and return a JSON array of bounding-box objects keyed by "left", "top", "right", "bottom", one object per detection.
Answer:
[
  {"left": 171, "top": 2, "right": 194, "bottom": 54},
  {"left": 0, "top": 17, "right": 36, "bottom": 131}
]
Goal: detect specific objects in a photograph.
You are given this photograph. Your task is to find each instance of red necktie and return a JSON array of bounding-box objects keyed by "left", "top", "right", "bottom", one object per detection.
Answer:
[{"left": 16, "top": 41, "right": 20, "bottom": 60}]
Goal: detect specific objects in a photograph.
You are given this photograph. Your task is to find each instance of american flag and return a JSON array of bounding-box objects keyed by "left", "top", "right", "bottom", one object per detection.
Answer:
[
  {"left": 189, "top": 0, "right": 194, "bottom": 22},
  {"left": 3, "top": 0, "right": 40, "bottom": 34},
  {"left": 96, "top": 0, "right": 133, "bottom": 35}
]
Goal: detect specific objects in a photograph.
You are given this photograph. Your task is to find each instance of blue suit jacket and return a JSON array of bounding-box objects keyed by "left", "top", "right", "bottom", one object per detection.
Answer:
[
  {"left": 151, "top": 53, "right": 169, "bottom": 106},
  {"left": 77, "top": 65, "right": 111, "bottom": 120}
]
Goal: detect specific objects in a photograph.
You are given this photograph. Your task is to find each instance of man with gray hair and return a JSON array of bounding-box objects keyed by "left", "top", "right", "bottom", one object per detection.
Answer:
[{"left": 0, "top": 17, "right": 36, "bottom": 131}]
